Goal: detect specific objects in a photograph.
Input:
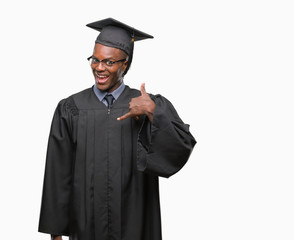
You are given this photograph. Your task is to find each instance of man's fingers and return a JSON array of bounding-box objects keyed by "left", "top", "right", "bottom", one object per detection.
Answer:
[
  {"left": 117, "top": 112, "right": 132, "bottom": 121},
  {"left": 118, "top": 83, "right": 147, "bottom": 121},
  {"left": 140, "top": 83, "right": 147, "bottom": 95}
]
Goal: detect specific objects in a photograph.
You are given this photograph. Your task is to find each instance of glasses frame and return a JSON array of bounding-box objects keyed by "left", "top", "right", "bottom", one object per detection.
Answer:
[{"left": 87, "top": 56, "right": 127, "bottom": 67}]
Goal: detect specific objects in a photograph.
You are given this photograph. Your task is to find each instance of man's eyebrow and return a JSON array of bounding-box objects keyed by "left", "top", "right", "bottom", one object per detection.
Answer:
[{"left": 92, "top": 56, "right": 116, "bottom": 60}]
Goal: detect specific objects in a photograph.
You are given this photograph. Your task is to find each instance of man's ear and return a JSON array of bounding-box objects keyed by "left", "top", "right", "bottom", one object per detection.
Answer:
[{"left": 123, "top": 60, "right": 128, "bottom": 72}]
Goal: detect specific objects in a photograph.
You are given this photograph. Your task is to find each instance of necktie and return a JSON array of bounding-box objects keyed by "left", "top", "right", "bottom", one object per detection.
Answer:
[{"left": 104, "top": 94, "right": 114, "bottom": 108}]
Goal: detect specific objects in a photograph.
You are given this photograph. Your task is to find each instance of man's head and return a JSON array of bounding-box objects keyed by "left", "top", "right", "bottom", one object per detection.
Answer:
[
  {"left": 90, "top": 43, "right": 128, "bottom": 93},
  {"left": 86, "top": 18, "right": 153, "bottom": 92}
]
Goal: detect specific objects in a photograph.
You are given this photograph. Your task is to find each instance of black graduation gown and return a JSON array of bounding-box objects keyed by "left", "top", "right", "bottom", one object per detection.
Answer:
[{"left": 38, "top": 85, "right": 196, "bottom": 240}]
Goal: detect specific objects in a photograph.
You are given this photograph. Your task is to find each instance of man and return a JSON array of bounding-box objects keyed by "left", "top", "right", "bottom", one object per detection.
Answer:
[{"left": 39, "top": 18, "right": 196, "bottom": 240}]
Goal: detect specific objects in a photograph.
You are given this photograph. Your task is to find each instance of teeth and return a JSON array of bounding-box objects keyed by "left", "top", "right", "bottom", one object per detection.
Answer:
[{"left": 95, "top": 72, "right": 108, "bottom": 78}]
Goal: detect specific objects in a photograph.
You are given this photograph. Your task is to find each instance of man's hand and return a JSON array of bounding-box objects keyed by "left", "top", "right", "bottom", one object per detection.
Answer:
[{"left": 117, "top": 83, "right": 155, "bottom": 122}]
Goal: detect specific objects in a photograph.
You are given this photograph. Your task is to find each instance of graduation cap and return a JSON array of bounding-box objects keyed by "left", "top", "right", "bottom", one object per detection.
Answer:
[
  {"left": 86, "top": 18, "right": 153, "bottom": 75},
  {"left": 86, "top": 18, "right": 154, "bottom": 56}
]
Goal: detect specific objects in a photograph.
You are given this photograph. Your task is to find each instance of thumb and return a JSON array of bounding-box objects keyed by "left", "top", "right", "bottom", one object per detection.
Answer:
[{"left": 140, "top": 83, "right": 147, "bottom": 95}]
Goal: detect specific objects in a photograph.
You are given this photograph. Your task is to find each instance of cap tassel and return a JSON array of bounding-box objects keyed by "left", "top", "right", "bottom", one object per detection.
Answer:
[{"left": 131, "top": 28, "right": 135, "bottom": 42}]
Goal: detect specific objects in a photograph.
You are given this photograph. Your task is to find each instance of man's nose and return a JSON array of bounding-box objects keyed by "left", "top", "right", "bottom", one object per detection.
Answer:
[{"left": 95, "top": 62, "right": 106, "bottom": 71}]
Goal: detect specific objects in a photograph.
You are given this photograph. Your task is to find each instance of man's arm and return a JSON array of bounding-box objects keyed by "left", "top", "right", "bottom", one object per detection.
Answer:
[
  {"left": 39, "top": 98, "right": 76, "bottom": 236},
  {"left": 118, "top": 83, "right": 196, "bottom": 178},
  {"left": 136, "top": 90, "right": 196, "bottom": 178}
]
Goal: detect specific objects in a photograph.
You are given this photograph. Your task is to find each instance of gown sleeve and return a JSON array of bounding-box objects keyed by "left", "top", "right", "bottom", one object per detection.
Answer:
[
  {"left": 137, "top": 95, "right": 196, "bottom": 178},
  {"left": 38, "top": 98, "right": 77, "bottom": 236}
]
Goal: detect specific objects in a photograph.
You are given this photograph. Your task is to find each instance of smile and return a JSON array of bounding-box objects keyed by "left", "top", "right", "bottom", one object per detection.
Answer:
[{"left": 95, "top": 72, "right": 109, "bottom": 84}]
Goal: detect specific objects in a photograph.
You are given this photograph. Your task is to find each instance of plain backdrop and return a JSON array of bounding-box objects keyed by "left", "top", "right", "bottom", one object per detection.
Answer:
[{"left": 0, "top": 0, "right": 293, "bottom": 239}]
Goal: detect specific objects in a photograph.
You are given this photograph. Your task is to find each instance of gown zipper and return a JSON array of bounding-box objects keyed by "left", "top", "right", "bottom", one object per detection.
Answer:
[{"left": 107, "top": 105, "right": 110, "bottom": 238}]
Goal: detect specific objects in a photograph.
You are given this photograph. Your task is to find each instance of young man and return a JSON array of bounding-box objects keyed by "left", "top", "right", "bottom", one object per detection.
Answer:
[{"left": 39, "top": 18, "right": 196, "bottom": 240}]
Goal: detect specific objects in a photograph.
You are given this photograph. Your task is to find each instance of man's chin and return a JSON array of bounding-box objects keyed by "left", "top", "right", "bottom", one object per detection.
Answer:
[{"left": 95, "top": 83, "right": 108, "bottom": 92}]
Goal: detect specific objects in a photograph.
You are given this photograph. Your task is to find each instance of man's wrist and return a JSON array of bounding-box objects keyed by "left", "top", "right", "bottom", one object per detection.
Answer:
[{"left": 145, "top": 100, "right": 155, "bottom": 122}]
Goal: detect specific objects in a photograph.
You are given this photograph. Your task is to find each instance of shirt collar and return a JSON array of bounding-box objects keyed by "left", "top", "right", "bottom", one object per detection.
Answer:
[{"left": 93, "top": 82, "right": 125, "bottom": 102}]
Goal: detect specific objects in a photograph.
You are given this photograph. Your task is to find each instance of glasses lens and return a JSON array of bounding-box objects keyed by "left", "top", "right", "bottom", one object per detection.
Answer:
[
  {"left": 89, "top": 58, "right": 100, "bottom": 66},
  {"left": 104, "top": 60, "right": 113, "bottom": 67}
]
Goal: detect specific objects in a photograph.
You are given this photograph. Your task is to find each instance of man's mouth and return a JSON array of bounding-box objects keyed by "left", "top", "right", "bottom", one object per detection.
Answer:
[{"left": 95, "top": 72, "right": 109, "bottom": 84}]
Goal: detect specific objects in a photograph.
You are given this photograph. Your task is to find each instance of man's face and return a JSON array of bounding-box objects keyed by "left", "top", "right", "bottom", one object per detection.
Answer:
[{"left": 91, "top": 43, "right": 128, "bottom": 93}]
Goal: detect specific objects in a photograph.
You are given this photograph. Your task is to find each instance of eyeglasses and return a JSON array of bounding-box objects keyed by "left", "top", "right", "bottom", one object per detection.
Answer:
[{"left": 87, "top": 56, "right": 127, "bottom": 67}]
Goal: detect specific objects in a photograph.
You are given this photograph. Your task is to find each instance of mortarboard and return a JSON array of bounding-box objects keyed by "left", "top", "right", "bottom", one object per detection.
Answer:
[{"left": 86, "top": 18, "right": 154, "bottom": 56}]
